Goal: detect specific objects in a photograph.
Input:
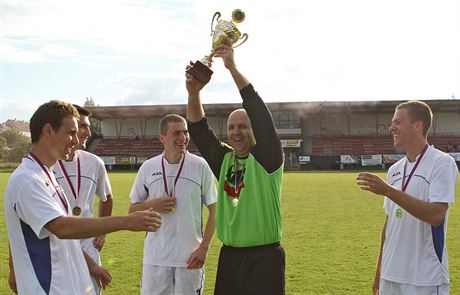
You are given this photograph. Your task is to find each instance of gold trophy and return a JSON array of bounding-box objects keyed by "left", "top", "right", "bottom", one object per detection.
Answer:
[{"left": 187, "top": 9, "right": 249, "bottom": 84}]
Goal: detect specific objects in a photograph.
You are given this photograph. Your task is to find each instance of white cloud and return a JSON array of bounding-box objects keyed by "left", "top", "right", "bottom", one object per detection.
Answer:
[{"left": 1, "top": 0, "right": 459, "bottom": 122}]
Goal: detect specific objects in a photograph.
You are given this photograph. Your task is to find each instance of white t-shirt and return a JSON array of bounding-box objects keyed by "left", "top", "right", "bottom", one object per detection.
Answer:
[
  {"left": 5, "top": 157, "right": 94, "bottom": 295},
  {"left": 382, "top": 145, "right": 458, "bottom": 286},
  {"left": 130, "top": 151, "right": 217, "bottom": 267},
  {"left": 54, "top": 150, "right": 112, "bottom": 263}
]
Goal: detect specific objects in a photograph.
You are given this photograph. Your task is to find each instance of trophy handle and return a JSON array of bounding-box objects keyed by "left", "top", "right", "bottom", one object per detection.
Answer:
[
  {"left": 233, "top": 33, "right": 248, "bottom": 48},
  {"left": 210, "top": 12, "right": 221, "bottom": 35}
]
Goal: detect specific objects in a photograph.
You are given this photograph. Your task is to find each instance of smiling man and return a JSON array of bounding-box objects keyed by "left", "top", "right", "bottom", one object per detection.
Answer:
[
  {"left": 185, "top": 38, "right": 285, "bottom": 295},
  {"left": 357, "top": 101, "right": 458, "bottom": 295},
  {"left": 53, "top": 105, "right": 114, "bottom": 294},
  {"left": 129, "top": 114, "right": 217, "bottom": 295},
  {"left": 5, "top": 100, "right": 162, "bottom": 295}
]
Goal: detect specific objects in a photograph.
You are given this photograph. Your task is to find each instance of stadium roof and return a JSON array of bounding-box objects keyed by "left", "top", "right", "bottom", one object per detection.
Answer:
[{"left": 86, "top": 99, "right": 460, "bottom": 120}]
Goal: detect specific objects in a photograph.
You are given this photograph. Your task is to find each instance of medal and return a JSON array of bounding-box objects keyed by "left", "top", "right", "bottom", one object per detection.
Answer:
[
  {"left": 72, "top": 206, "right": 81, "bottom": 216},
  {"left": 232, "top": 198, "right": 239, "bottom": 207},
  {"left": 395, "top": 208, "right": 403, "bottom": 218}
]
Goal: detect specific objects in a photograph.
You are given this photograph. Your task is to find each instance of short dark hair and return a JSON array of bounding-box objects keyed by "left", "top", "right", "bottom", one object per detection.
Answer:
[
  {"left": 30, "top": 100, "right": 79, "bottom": 143},
  {"left": 72, "top": 104, "right": 92, "bottom": 117},
  {"left": 396, "top": 100, "right": 432, "bottom": 136},
  {"left": 159, "top": 114, "right": 186, "bottom": 135}
]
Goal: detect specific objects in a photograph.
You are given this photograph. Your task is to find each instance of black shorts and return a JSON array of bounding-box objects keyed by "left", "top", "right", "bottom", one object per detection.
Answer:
[{"left": 214, "top": 242, "right": 285, "bottom": 295}]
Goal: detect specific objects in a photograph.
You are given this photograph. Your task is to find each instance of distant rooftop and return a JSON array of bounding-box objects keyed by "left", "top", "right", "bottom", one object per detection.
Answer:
[
  {"left": 4, "top": 119, "right": 30, "bottom": 132},
  {"left": 86, "top": 99, "right": 460, "bottom": 120}
]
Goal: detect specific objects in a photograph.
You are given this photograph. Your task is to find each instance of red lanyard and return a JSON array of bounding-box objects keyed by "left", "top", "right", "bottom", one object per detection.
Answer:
[
  {"left": 402, "top": 144, "right": 429, "bottom": 192},
  {"left": 29, "top": 153, "right": 69, "bottom": 213},
  {"left": 161, "top": 153, "right": 185, "bottom": 197},
  {"left": 57, "top": 156, "right": 81, "bottom": 201}
]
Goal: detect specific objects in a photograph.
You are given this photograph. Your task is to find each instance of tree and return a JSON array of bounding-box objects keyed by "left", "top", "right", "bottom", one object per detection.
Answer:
[
  {"left": 0, "top": 129, "right": 31, "bottom": 162},
  {"left": 0, "top": 136, "right": 7, "bottom": 160}
]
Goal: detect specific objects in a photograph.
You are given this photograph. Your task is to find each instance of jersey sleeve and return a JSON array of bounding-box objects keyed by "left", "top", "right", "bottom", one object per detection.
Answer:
[
  {"left": 95, "top": 158, "right": 112, "bottom": 202},
  {"left": 241, "top": 84, "right": 283, "bottom": 174},
  {"left": 201, "top": 160, "right": 218, "bottom": 206},
  {"left": 428, "top": 156, "right": 458, "bottom": 204},
  {"left": 130, "top": 163, "right": 149, "bottom": 204},
  {"left": 15, "top": 175, "right": 65, "bottom": 239}
]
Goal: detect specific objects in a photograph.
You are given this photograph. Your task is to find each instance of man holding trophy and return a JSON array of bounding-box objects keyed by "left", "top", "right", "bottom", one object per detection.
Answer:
[{"left": 186, "top": 9, "right": 285, "bottom": 295}]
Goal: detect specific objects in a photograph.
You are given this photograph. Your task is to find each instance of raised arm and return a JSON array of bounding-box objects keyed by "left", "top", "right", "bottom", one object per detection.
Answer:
[
  {"left": 213, "top": 39, "right": 283, "bottom": 173},
  {"left": 186, "top": 61, "right": 207, "bottom": 123},
  {"left": 186, "top": 60, "right": 231, "bottom": 178}
]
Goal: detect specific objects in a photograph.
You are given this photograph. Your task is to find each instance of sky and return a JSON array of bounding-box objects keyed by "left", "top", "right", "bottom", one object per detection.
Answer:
[{"left": 1, "top": 0, "right": 459, "bottom": 123}]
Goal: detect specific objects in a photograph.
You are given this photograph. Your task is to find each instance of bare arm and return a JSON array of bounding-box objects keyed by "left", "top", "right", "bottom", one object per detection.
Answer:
[
  {"left": 44, "top": 208, "right": 162, "bottom": 239},
  {"left": 98, "top": 193, "right": 113, "bottom": 218},
  {"left": 93, "top": 193, "right": 114, "bottom": 251},
  {"left": 186, "top": 202, "right": 216, "bottom": 269},
  {"left": 83, "top": 251, "right": 112, "bottom": 290},
  {"left": 8, "top": 245, "right": 17, "bottom": 294},
  {"left": 373, "top": 217, "right": 387, "bottom": 295},
  {"left": 356, "top": 172, "right": 448, "bottom": 226}
]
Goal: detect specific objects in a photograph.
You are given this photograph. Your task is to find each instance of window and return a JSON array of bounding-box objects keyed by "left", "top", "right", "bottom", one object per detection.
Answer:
[{"left": 273, "top": 111, "right": 300, "bottom": 129}]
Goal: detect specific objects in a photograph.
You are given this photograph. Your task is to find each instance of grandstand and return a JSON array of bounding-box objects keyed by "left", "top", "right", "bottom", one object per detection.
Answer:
[{"left": 86, "top": 99, "right": 460, "bottom": 170}]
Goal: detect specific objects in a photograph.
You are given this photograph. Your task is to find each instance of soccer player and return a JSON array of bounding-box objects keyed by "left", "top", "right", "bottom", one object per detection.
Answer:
[
  {"left": 53, "top": 105, "right": 113, "bottom": 294},
  {"left": 129, "top": 114, "right": 217, "bottom": 295},
  {"left": 5, "top": 100, "right": 162, "bottom": 295},
  {"left": 186, "top": 38, "right": 285, "bottom": 294},
  {"left": 357, "top": 101, "right": 458, "bottom": 295}
]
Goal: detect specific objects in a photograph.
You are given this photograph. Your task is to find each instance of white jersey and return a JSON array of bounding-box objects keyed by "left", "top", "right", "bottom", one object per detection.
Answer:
[
  {"left": 130, "top": 151, "right": 217, "bottom": 267},
  {"left": 5, "top": 157, "right": 94, "bottom": 295},
  {"left": 54, "top": 149, "right": 112, "bottom": 263},
  {"left": 383, "top": 145, "right": 458, "bottom": 286}
]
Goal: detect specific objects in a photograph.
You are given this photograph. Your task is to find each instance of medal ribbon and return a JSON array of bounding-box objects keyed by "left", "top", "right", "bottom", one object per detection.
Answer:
[
  {"left": 402, "top": 144, "right": 429, "bottom": 192},
  {"left": 234, "top": 155, "right": 240, "bottom": 197},
  {"left": 58, "top": 156, "right": 81, "bottom": 201},
  {"left": 28, "top": 153, "right": 69, "bottom": 213},
  {"left": 161, "top": 153, "right": 186, "bottom": 197}
]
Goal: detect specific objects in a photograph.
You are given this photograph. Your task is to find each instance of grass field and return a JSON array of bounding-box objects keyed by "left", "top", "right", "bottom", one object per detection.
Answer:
[{"left": 1, "top": 171, "right": 459, "bottom": 294}]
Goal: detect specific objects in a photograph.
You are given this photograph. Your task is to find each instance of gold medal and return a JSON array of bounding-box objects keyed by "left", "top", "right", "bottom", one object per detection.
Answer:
[
  {"left": 232, "top": 198, "right": 239, "bottom": 207},
  {"left": 72, "top": 206, "right": 81, "bottom": 216}
]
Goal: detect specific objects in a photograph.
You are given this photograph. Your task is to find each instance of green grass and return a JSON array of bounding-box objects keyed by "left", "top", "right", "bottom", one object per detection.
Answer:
[{"left": 1, "top": 172, "right": 459, "bottom": 294}]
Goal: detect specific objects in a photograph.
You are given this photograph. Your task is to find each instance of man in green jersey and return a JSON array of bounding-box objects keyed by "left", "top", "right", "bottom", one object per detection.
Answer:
[{"left": 186, "top": 37, "right": 285, "bottom": 295}]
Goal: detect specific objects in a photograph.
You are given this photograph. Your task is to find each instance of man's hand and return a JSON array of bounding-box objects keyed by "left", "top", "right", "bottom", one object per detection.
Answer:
[
  {"left": 186, "top": 245, "right": 208, "bottom": 269},
  {"left": 93, "top": 235, "right": 106, "bottom": 251},
  {"left": 154, "top": 197, "right": 176, "bottom": 213},
  {"left": 186, "top": 61, "right": 208, "bottom": 95},
  {"left": 126, "top": 208, "right": 162, "bottom": 232},
  {"left": 212, "top": 37, "right": 236, "bottom": 70},
  {"left": 356, "top": 172, "right": 393, "bottom": 196},
  {"left": 89, "top": 264, "right": 112, "bottom": 290},
  {"left": 8, "top": 269, "right": 17, "bottom": 293}
]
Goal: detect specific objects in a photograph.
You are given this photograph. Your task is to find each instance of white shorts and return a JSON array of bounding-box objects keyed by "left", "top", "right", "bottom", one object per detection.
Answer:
[
  {"left": 140, "top": 264, "right": 204, "bottom": 295},
  {"left": 380, "top": 279, "right": 450, "bottom": 295}
]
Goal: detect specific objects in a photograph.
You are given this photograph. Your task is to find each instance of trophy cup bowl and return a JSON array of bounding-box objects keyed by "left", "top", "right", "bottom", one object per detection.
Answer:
[{"left": 186, "top": 9, "right": 249, "bottom": 84}]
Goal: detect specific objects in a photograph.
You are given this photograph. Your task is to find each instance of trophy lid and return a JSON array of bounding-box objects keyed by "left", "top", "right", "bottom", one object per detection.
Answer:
[{"left": 232, "top": 9, "right": 245, "bottom": 23}]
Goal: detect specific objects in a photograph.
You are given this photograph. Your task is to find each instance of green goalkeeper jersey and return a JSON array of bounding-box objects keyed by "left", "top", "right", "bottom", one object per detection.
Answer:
[{"left": 189, "top": 84, "right": 284, "bottom": 247}]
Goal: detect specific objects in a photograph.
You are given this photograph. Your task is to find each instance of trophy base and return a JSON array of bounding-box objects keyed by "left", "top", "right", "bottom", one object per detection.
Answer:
[{"left": 186, "top": 61, "right": 213, "bottom": 84}]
